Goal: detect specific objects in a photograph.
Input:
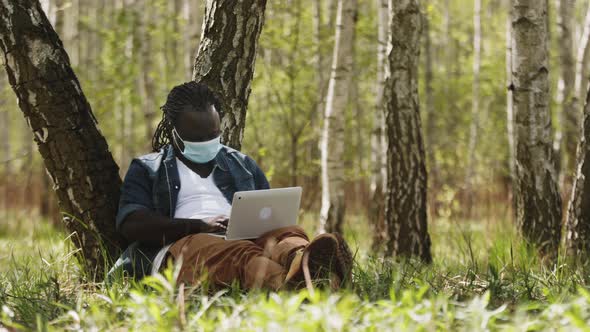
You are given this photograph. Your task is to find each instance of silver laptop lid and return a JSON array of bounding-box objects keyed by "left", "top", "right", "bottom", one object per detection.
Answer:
[{"left": 225, "top": 187, "right": 302, "bottom": 240}]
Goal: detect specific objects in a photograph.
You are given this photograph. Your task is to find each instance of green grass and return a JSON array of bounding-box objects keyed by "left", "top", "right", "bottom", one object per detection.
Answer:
[{"left": 2, "top": 210, "right": 590, "bottom": 331}]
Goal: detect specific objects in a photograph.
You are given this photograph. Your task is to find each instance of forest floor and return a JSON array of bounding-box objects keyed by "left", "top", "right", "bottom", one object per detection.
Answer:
[{"left": 1, "top": 210, "right": 590, "bottom": 331}]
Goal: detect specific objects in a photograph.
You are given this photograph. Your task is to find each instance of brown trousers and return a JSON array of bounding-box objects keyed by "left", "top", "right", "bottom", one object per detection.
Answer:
[{"left": 167, "top": 226, "right": 309, "bottom": 290}]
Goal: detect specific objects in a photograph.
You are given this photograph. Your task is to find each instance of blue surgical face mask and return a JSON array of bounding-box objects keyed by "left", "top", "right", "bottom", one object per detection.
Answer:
[{"left": 173, "top": 128, "right": 222, "bottom": 164}]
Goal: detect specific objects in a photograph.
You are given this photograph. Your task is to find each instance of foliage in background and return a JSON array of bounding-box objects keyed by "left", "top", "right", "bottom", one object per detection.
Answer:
[{"left": 2, "top": 0, "right": 589, "bottom": 221}]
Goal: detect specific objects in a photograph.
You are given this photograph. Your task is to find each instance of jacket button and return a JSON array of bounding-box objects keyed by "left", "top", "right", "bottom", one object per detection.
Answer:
[{"left": 174, "top": 185, "right": 179, "bottom": 190}]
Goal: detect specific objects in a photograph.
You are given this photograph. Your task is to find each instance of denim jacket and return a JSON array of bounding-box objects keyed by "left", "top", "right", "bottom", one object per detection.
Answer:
[{"left": 108, "top": 144, "right": 270, "bottom": 280}]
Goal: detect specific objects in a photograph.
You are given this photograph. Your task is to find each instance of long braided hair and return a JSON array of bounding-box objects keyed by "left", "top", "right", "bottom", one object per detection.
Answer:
[{"left": 151, "top": 82, "right": 223, "bottom": 152}]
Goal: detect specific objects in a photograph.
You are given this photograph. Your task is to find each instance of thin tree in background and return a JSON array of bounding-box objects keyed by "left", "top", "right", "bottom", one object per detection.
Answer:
[
  {"left": 384, "top": 0, "right": 432, "bottom": 262},
  {"left": 0, "top": 63, "right": 9, "bottom": 176},
  {"left": 369, "top": 0, "right": 388, "bottom": 250},
  {"left": 565, "top": 83, "right": 590, "bottom": 258},
  {"left": 465, "top": 0, "right": 482, "bottom": 216},
  {"left": 510, "top": 0, "right": 562, "bottom": 257},
  {"left": 506, "top": 0, "right": 516, "bottom": 199},
  {"left": 423, "top": 3, "right": 436, "bottom": 217},
  {"left": 0, "top": 0, "right": 125, "bottom": 276},
  {"left": 575, "top": 3, "right": 590, "bottom": 114},
  {"left": 192, "top": 0, "right": 268, "bottom": 150},
  {"left": 555, "top": 0, "right": 577, "bottom": 187},
  {"left": 311, "top": 0, "right": 326, "bottom": 167},
  {"left": 183, "top": 0, "right": 203, "bottom": 81},
  {"left": 319, "top": 0, "right": 357, "bottom": 234},
  {"left": 138, "top": 0, "right": 157, "bottom": 145}
]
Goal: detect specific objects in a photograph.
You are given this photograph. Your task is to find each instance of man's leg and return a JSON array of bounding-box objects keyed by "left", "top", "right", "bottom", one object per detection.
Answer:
[
  {"left": 168, "top": 234, "right": 286, "bottom": 290},
  {"left": 254, "top": 226, "right": 310, "bottom": 267},
  {"left": 254, "top": 226, "right": 354, "bottom": 289}
]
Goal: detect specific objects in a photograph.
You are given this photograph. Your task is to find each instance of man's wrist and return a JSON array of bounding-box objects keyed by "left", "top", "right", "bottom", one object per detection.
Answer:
[{"left": 173, "top": 218, "right": 208, "bottom": 234}]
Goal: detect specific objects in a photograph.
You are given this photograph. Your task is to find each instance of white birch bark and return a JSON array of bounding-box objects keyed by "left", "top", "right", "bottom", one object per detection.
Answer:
[
  {"left": 138, "top": 0, "right": 156, "bottom": 145},
  {"left": 369, "top": 0, "right": 388, "bottom": 249},
  {"left": 423, "top": 2, "right": 436, "bottom": 220},
  {"left": 575, "top": 3, "right": 590, "bottom": 110},
  {"left": 565, "top": 81, "right": 590, "bottom": 258},
  {"left": 506, "top": 0, "right": 516, "bottom": 189},
  {"left": 319, "top": 0, "right": 357, "bottom": 234},
  {"left": 310, "top": 0, "right": 324, "bottom": 166},
  {"left": 183, "top": 0, "right": 203, "bottom": 81},
  {"left": 511, "top": 0, "right": 562, "bottom": 257},
  {"left": 555, "top": 0, "right": 578, "bottom": 186}
]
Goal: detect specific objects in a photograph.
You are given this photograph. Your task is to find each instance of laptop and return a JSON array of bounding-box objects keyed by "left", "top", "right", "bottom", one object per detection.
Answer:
[{"left": 213, "top": 187, "right": 302, "bottom": 240}]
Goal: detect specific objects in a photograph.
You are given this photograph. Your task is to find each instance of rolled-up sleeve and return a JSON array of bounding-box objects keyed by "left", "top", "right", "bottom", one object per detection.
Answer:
[{"left": 116, "top": 159, "right": 155, "bottom": 230}]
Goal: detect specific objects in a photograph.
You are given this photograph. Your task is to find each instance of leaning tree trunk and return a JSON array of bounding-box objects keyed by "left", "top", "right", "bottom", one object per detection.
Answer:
[
  {"left": 565, "top": 84, "right": 590, "bottom": 258},
  {"left": 192, "top": 0, "right": 267, "bottom": 150},
  {"left": 369, "top": 0, "right": 388, "bottom": 251},
  {"left": 0, "top": 0, "right": 125, "bottom": 277},
  {"left": 319, "top": 0, "right": 357, "bottom": 234},
  {"left": 511, "top": 0, "right": 562, "bottom": 257},
  {"left": 384, "top": 0, "right": 432, "bottom": 262}
]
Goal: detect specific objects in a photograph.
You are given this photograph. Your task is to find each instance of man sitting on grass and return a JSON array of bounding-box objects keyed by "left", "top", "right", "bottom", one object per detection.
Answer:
[{"left": 109, "top": 82, "right": 353, "bottom": 291}]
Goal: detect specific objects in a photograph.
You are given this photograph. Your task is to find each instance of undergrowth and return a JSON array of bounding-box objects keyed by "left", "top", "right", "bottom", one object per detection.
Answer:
[{"left": 1, "top": 210, "right": 590, "bottom": 331}]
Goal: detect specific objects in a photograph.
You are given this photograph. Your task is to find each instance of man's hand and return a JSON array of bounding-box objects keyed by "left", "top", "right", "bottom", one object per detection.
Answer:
[{"left": 202, "top": 215, "right": 229, "bottom": 233}]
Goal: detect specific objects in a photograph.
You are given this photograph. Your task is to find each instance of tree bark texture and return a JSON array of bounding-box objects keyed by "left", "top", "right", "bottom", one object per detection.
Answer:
[
  {"left": 0, "top": 0, "right": 125, "bottom": 276},
  {"left": 319, "top": 0, "right": 357, "bottom": 234},
  {"left": 384, "top": 0, "right": 432, "bottom": 262},
  {"left": 565, "top": 85, "right": 590, "bottom": 258},
  {"left": 192, "top": 0, "right": 267, "bottom": 150},
  {"left": 511, "top": 0, "right": 562, "bottom": 256},
  {"left": 369, "top": 0, "right": 388, "bottom": 251},
  {"left": 555, "top": 0, "right": 578, "bottom": 185}
]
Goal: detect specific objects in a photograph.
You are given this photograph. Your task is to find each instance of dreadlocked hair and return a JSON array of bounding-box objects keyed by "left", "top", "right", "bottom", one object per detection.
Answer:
[{"left": 151, "top": 82, "right": 223, "bottom": 152}]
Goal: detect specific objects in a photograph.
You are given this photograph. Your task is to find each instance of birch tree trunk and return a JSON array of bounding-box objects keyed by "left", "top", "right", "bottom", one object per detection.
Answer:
[
  {"left": 319, "top": 0, "right": 357, "bottom": 234},
  {"left": 565, "top": 84, "right": 590, "bottom": 258},
  {"left": 506, "top": 0, "right": 516, "bottom": 202},
  {"left": 369, "top": 0, "right": 388, "bottom": 250},
  {"left": 384, "top": 0, "right": 432, "bottom": 262},
  {"left": 511, "top": 0, "right": 562, "bottom": 257},
  {"left": 310, "top": 0, "right": 324, "bottom": 170},
  {"left": 555, "top": 0, "right": 578, "bottom": 186},
  {"left": 423, "top": 4, "right": 436, "bottom": 218},
  {"left": 575, "top": 3, "right": 590, "bottom": 111},
  {"left": 0, "top": 70, "right": 9, "bottom": 175},
  {"left": 465, "top": 0, "right": 482, "bottom": 216},
  {"left": 192, "top": 0, "right": 267, "bottom": 150},
  {"left": 138, "top": 0, "right": 157, "bottom": 145},
  {"left": 0, "top": 0, "right": 125, "bottom": 276},
  {"left": 183, "top": 0, "right": 203, "bottom": 81}
]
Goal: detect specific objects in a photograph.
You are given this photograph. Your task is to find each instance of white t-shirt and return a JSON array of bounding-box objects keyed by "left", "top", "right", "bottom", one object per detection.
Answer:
[{"left": 174, "top": 158, "right": 232, "bottom": 220}]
